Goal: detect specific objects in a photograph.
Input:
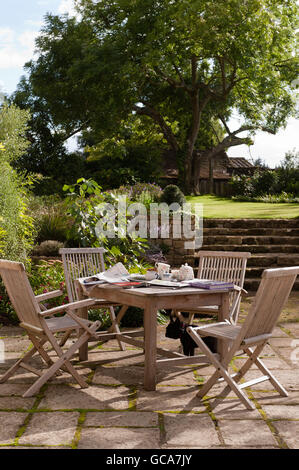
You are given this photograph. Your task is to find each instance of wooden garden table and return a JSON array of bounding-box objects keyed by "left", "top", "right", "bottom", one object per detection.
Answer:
[{"left": 75, "top": 281, "right": 231, "bottom": 391}]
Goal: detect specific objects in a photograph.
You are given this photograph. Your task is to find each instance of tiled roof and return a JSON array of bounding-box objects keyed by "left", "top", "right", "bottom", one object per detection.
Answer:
[{"left": 227, "top": 157, "right": 254, "bottom": 169}]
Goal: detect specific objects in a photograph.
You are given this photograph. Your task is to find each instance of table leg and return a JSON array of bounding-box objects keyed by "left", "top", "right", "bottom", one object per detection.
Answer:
[
  {"left": 217, "top": 291, "right": 230, "bottom": 359},
  {"left": 143, "top": 303, "right": 157, "bottom": 391},
  {"left": 75, "top": 281, "right": 89, "bottom": 361}
]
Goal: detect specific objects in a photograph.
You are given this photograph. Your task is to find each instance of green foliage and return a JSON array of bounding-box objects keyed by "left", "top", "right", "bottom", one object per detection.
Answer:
[
  {"left": 0, "top": 105, "right": 36, "bottom": 263},
  {"left": 85, "top": 115, "right": 164, "bottom": 188},
  {"left": 0, "top": 103, "right": 30, "bottom": 164},
  {"left": 0, "top": 259, "right": 67, "bottom": 324},
  {"left": 110, "top": 182, "right": 163, "bottom": 208},
  {"left": 275, "top": 150, "right": 299, "bottom": 196},
  {"left": 159, "top": 184, "right": 186, "bottom": 206},
  {"left": 63, "top": 178, "right": 150, "bottom": 271},
  {"left": 252, "top": 170, "right": 279, "bottom": 197},
  {"left": 230, "top": 150, "right": 299, "bottom": 199},
  {"left": 27, "top": 259, "right": 66, "bottom": 301},
  {"left": 13, "top": 0, "right": 298, "bottom": 192},
  {"left": 28, "top": 195, "right": 71, "bottom": 243}
]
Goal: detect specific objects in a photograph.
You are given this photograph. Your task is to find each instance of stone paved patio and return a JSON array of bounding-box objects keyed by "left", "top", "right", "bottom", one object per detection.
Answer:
[{"left": 0, "top": 293, "right": 298, "bottom": 450}]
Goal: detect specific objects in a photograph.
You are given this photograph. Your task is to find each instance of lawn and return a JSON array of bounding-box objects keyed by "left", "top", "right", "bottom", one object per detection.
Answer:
[{"left": 186, "top": 195, "right": 299, "bottom": 219}]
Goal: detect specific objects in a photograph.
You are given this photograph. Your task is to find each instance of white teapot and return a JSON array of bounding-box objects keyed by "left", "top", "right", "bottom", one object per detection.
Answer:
[{"left": 179, "top": 263, "right": 194, "bottom": 281}]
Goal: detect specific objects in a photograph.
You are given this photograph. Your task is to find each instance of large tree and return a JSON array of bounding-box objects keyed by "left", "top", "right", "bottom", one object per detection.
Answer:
[{"left": 16, "top": 0, "right": 298, "bottom": 192}]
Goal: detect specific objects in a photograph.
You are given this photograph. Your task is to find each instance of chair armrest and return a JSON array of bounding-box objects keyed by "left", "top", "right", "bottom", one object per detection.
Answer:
[
  {"left": 233, "top": 286, "right": 248, "bottom": 295},
  {"left": 35, "top": 290, "right": 63, "bottom": 302},
  {"left": 38, "top": 298, "right": 98, "bottom": 317}
]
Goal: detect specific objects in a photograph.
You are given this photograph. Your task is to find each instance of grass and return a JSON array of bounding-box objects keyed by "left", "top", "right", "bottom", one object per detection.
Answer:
[{"left": 186, "top": 195, "right": 299, "bottom": 219}]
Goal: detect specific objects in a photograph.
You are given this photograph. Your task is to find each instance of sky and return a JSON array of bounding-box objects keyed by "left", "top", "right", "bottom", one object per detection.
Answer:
[{"left": 0, "top": 0, "right": 298, "bottom": 168}]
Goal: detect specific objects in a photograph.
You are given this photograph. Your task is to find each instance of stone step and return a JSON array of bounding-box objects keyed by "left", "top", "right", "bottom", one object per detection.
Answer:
[
  {"left": 247, "top": 253, "right": 299, "bottom": 267},
  {"left": 244, "top": 277, "right": 299, "bottom": 291},
  {"left": 203, "top": 227, "right": 299, "bottom": 236},
  {"left": 202, "top": 236, "right": 299, "bottom": 246},
  {"left": 203, "top": 218, "right": 299, "bottom": 228},
  {"left": 195, "top": 252, "right": 299, "bottom": 265},
  {"left": 200, "top": 244, "right": 299, "bottom": 253}
]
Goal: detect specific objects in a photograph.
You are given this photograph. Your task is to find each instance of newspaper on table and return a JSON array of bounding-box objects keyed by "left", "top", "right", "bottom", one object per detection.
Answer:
[{"left": 80, "top": 262, "right": 130, "bottom": 286}]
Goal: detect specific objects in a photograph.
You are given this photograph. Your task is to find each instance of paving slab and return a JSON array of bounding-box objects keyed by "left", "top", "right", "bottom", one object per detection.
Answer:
[
  {"left": 38, "top": 384, "right": 130, "bottom": 410},
  {"left": 0, "top": 412, "right": 27, "bottom": 445},
  {"left": 210, "top": 400, "right": 262, "bottom": 420},
  {"left": 0, "top": 396, "right": 35, "bottom": 410},
  {"left": 262, "top": 404, "right": 299, "bottom": 420},
  {"left": 253, "top": 391, "right": 299, "bottom": 405},
  {"left": 271, "top": 420, "right": 299, "bottom": 449},
  {"left": 218, "top": 419, "right": 278, "bottom": 447},
  {"left": 136, "top": 386, "right": 207, "bottom": 412},
  {"left": 163, "top": 413, "right": 220, "bottom": 447},
  {"left": 18, "top": 412, "right": 79, "bottom": 446},
  {"left": 78, "top": 427, "right": 160, "bottom": 449},
  {"left": 84, "top": 411, "right": 159, "bottom": 427}
]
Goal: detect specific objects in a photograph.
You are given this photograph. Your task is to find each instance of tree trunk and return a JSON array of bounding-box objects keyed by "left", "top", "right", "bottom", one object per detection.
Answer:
[{"left": 209, "top": 156, "right": 214, "bottom": 194}]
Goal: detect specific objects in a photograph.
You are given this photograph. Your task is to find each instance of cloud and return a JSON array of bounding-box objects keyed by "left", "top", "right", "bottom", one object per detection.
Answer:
[
  {"left": 58, "top": 0, "right": 77, "bottom": 16},
  {"left": 0, "top": 27, "right": 15, "bottom": 45},
  {"left": 0, "top": 28, "right": 39, "bottom": 70},
  {"left": 58, "top": 0, "right": 81, "bottom": 19}
]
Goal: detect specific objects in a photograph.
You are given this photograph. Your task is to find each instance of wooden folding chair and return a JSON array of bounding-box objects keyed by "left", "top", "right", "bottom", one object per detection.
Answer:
[
  {"left": 187, "top": 266, "right": 299, "bottom": 410},
  {"left": 0, "top": 260, "right": 102, "bottom": 397},
  {"left": 174, "top": 251, "right": 251, "bottom": 325},
  {"left": 59, "top": 247, "right": 128, "bottom": 351}
]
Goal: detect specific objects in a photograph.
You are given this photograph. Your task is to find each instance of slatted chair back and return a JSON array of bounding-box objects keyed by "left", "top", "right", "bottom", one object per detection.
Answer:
[
  {"left": 0, "top": 260, "right": 42, "bottom": 330},
  {"left": 59, "top": 248, "right": 106, "bottom": 302},
  {"left": 241, "top": 267, "right": 299, "bottom": 342},
  {"left": 197, "top": 251, "right": 251, "bottom": 322}
]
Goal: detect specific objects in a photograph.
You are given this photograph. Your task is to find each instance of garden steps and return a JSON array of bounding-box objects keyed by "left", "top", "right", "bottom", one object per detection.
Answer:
[
  {"left": 202, "top": 236, "right": 299, "bottom": 246},
  {"left": 195, "top": 218, "right": 299, "bottom": 291},
  {"left": 202, "top": 218, "right": 299, "bottom": 228},
  {"left": 200, "top": 244, "right": 299, "bottom": 253},
  {"left": 203, "top": 227, "right": 299, "bottom": 236}
]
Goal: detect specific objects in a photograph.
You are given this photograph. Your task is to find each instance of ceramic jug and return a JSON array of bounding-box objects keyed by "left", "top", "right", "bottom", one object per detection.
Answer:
[{"left": 155, "top": 262, "right": 170, "bottom": 279}]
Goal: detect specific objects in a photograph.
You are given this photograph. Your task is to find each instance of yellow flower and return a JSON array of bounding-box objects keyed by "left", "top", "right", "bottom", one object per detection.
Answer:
[{"left": 0, "top": 142, "right": 5, "bottom": 151}]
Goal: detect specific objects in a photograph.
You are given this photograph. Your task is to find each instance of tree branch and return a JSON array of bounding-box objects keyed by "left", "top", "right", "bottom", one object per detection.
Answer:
[
  {"left": 133, "top": 103, "right": 179, "bottom": 152},
  {"left": 153, "top": 66, "right": 191, "bottom": 93},
  {"left": 204, "top": 124, "right": 276, "bottom": 159}
]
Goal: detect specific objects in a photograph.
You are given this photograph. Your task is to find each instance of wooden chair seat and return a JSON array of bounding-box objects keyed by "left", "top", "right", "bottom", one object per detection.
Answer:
[
  {"left": 45, "top": 315, "right": 93, "bottom": 333},
  {"left": 192, "top": 322, "right": 242, "bottom": 341}
]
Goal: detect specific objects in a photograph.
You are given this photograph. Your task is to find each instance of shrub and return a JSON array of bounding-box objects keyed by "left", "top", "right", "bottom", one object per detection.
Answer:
[
  {"left": 0, "top": 105, "right": 36, "bottom": 263},
  {"left": 31, "top": 240, "right": 64, "bottom": 257},
  {"left": 28, "top": 195, "right": 70, "bottom": 243},
  {"left": 229, "top": 175, "right": 254, "bottom": 197},
  {"left": 0, "top": 259, "right": 67, "bottom": 324},
  {"left": 63, "top": 178, "right": 150, "bottom": 272},
  {"left": 251, "top": 170, "right": 278, "bottom": 196},
  {"left": 159, "top": 184, "right": 186, "bottom": 206}
]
